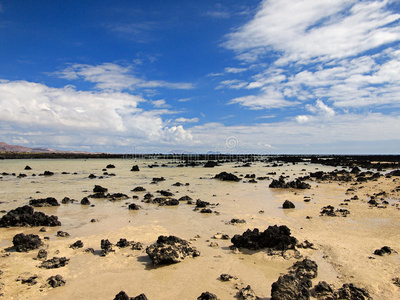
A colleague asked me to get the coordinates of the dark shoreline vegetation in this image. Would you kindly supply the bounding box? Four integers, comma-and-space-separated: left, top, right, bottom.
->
1, 152, 400, 170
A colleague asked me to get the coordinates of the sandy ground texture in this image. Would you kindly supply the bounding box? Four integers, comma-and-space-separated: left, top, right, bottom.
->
0, 159, 399, 299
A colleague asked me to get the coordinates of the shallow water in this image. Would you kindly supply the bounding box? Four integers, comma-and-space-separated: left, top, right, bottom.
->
0, 159, 346, 299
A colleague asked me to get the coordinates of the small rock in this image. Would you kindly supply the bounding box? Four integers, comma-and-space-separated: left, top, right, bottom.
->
47, 274, 66, 288
283, 200, 295, 209
70, 240, 84, 249
56, 231, 70, 237
39, 257, 70, 269
238, 285, 259, 300
197, 291, 218, 300
36, 249, 48, 260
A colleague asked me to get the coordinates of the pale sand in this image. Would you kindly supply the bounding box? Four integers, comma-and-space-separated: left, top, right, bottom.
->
0, 159, 399, 299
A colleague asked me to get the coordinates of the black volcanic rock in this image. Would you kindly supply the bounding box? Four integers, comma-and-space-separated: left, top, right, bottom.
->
93, 185, 108, 193
70, 240, 84, 249
130, 165, 140, 171
29, 197, 60, 207
204, 161, 219, 168
132, 186, 146, 192
0, 205, 61, 227
214, 172, 241, 182
271, 274, 311, 300
374, 246, 396, 256
231, 225, 297, 251
269, 176, 310, 189
12, 233, 43, 252
197, 291, 218, 300
100, 239, 114, 256
128, 203, 141, 210
24, 165, 32, 170
40, 257, 70, 269
283, 200, 295, 209
146, 235, 200, 265
81, 197, 91, 205
47, 274, 66, 288
289, 259, 318, 279
335, 283, 372, 300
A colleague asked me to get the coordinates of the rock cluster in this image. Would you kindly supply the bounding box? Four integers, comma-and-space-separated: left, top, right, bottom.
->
114, 291, 148, 300
231, 225, 297, 251
0, 205, 61, 227
146, 235, 200, 265
269, 176, 310, 189
39, 257, 70, 269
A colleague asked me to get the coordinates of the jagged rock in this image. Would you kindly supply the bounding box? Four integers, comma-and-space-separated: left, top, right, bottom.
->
116, 238, 131, 248
220, 274, 235, 281
289, 259, 318, 279
39, 257, 69, 269
29, 197, 60, 207
271, 274, 311, 300
310, 281, 335, 300
36, 249, 48, 260
16, 274, 38, 286
283, 200, 295, 209
93, 185, 108, 193
320, 206, 350, 217
100, 239, 113, 256
374, 246, 396, 256
231, 225, 297, 251
70, 240, 84, 249
238, 285, 259, 300
24, 165, 32, 170
201, 208, 213, 213
146, 235, 200, 265
131, 165, 140, 171
128, 203, 141, 210
132, 186, 146, 192
12, 233, 43, 252
269, 176, 310, 189
81, 197, 91, 205
335, 283, 372, 300
214, 172, 241, 182
47, 274, 66, 288
107, 193, 129, 201
131, 242, 144, 250
43, 171, 54, 176
197, 291, 218, 300
56, 231, 70, 237
146, 197, 179, 206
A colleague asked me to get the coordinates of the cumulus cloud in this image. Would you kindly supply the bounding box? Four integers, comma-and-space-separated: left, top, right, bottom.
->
55, 63, 194, 91
0, 80, 194, 150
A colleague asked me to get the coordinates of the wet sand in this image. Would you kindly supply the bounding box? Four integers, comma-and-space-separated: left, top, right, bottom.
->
0, 159, 399, 299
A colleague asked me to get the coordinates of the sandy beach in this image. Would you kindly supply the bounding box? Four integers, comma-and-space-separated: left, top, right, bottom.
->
0, 158, 399, 299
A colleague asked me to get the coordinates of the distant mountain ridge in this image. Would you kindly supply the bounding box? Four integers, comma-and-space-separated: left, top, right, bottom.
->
0, 141, 84, 153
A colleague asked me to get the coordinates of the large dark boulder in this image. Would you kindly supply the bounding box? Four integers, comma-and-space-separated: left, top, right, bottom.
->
271, 274, 311, 300
146, 235, 200, 265
29, 197, 60, 207
214, 172, 241, 182
231, 225, 297, 251
0, 205, 61, 227
12, 233, 43, 252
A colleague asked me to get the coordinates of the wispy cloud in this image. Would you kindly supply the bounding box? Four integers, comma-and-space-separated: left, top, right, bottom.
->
220, 0, 400, 111
225, 67, 247, 74
175, 117, 199, 123
55, 63, 194, 91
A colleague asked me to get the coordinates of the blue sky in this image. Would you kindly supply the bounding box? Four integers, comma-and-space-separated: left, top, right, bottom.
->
1, 0, 400, 154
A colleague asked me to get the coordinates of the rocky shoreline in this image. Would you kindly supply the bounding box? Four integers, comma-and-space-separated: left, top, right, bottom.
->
0, 157, 399, 299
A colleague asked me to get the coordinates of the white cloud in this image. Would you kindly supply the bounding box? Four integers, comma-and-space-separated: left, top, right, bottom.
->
225, 67, 247, 73
0, 80, 195, 150
225, 0, 400, 64
151, 99, 170, 108
217, 79, 248, 89
55, 63, 194, 91
175, 117, 199, 123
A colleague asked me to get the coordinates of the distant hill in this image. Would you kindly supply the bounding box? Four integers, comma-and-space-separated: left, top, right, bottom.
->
0, 141, 85, 154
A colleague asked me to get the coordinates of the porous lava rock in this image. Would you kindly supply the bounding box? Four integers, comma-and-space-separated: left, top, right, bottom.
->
0, 205, 61, 227
231, 225, 297, 251
12, 233, 43, 252
146, 235, 200, 265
